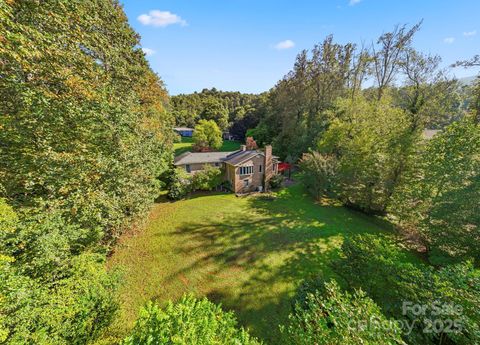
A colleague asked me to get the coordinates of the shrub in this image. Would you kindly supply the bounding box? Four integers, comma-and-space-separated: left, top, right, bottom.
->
122, 295, 262, 345
281, 280, 404, 345
245, 136, 258, 150
268, 174, 285, 189
167, 168, 193, 200
0, 253, 119, 345
291, 275, 328, 310
192, 165, 223, 191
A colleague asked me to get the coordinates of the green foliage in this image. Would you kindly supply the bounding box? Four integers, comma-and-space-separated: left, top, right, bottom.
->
299, 152, 337, 199
171, 88, 266, 140
316, 95, 416, 213
255, 36, 356, 160
0, 0, 173, 242
167, 168, 193, 200
193, 120, 223, 151
0, 199, 17, 235
391, 119, 480, 263
200, 97, 229, 131
192, 165, 223, 191
0, 251, 118, 345
336, 234, 480, 345
282, 280, 405, 345
268, 174, 285, 189
122, 295, 262, 345
0, 1, 170, 343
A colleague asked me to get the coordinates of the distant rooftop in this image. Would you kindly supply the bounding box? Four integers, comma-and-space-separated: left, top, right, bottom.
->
173, 127, 194, 131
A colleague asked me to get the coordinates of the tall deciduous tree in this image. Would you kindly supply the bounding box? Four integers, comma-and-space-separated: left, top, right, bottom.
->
371, 21, 422, 99
192, 119, 223, 151
453, 55, 480, 124
0, 1, 172, 342
391, 119, 480, 264
316, 95, 415, 213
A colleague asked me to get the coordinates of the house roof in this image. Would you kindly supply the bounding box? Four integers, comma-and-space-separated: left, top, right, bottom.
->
224, 150, 263, 166
174, 148, 279, 166
174, 151, 234, 165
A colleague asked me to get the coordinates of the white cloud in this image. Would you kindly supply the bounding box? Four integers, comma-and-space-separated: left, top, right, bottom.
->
349, 0, 362, 6
138, 10, 187, 27
443, 37, 455, 44
274, 39, 295, 50
142, 48, 155, 56
463, 30, 477, 37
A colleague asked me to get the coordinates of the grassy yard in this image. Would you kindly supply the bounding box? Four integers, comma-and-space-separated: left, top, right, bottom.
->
174, 137, 242, 156
107, 183, 416, 343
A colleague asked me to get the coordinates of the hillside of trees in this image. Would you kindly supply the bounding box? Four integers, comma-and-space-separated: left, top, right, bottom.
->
171, 88, 268, 140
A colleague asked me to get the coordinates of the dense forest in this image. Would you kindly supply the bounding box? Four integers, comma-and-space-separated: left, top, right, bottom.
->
171, 89, 267, 140
1, 1, 479, 344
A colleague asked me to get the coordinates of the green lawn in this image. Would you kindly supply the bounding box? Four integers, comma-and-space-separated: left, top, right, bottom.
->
174, 137, 242, 156
107, 183, 416, 343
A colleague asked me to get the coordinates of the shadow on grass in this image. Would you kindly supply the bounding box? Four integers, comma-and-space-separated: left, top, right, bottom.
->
161, 184, 394, 343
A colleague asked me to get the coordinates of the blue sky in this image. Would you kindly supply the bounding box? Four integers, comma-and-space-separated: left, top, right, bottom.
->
121, 0, 480, 95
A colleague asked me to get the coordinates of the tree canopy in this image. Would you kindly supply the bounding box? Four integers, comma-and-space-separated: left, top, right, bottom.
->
0, 1, 172, 342
192, 119, 223, 151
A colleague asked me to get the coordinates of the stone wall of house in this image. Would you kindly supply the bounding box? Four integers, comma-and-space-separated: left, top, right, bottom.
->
233, 155, 265, 193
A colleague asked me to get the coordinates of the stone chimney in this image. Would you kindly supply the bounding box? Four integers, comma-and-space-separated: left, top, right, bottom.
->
240, 145, 246, 151
264, 145, 273, 191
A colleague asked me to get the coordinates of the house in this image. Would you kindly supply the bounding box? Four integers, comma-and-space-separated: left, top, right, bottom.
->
174, 145, 279, 194
174, 127, 194, 137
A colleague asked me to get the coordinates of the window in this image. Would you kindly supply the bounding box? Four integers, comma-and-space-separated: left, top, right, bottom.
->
186, 164, 191, 173
259, 165, 262, 173
243, 179, 249, 187
239, 166, 253, 175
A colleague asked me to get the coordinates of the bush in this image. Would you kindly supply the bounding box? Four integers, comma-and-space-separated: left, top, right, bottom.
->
291, 275, 328, 310
268, 174, 285, 189
167, 168, 193, 200
122, 295, 262, 345
192, 165, 223, 191
0, 253, 119, 345
281, 280, 404, 345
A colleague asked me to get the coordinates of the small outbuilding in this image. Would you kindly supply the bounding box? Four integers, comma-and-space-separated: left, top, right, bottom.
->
174, 127, 194, 137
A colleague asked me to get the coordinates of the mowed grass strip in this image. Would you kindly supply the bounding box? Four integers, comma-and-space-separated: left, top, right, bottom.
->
107, 183, 416, 343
